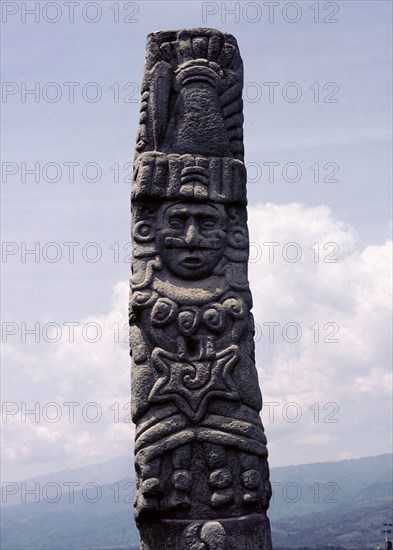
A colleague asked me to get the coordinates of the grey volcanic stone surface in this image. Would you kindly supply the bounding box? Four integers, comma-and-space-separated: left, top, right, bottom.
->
129, 28, 272, 549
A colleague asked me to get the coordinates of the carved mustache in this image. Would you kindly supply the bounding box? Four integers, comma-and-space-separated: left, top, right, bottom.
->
164, 237, 223, 249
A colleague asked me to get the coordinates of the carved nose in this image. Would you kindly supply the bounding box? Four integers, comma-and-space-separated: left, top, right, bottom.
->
184, 222, 199, 247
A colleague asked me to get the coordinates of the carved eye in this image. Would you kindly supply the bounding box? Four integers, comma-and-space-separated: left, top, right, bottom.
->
168, 217, 184, 229
201, 218, 217, 230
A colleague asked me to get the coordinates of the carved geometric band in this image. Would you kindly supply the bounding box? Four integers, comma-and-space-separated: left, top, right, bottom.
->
132, 151, 247, 205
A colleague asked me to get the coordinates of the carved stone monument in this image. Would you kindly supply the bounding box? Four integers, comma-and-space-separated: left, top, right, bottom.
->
129, 28, 272, 549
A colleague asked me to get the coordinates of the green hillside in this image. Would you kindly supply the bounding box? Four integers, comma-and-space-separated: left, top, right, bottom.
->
1, 454, 391, 549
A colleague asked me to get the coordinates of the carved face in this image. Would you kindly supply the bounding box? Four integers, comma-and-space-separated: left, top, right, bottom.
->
156, 202, 227, 280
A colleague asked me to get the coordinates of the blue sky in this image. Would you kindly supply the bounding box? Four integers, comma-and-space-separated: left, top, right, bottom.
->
1, 1, 392, 480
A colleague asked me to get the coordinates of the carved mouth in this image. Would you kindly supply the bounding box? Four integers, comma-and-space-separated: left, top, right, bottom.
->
181, 256, 204, 268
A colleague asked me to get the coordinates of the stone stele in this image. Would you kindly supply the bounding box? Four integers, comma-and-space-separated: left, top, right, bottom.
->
129, 28, 273, 550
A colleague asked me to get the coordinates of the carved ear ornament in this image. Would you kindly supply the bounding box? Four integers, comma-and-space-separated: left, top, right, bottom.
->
133, 221, 155, 243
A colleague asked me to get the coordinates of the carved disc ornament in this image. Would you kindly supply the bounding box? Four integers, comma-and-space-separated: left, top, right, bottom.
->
130, 28, 272, 549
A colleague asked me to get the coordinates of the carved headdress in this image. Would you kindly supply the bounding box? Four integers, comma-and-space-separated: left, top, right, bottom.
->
133, 28, 247, 205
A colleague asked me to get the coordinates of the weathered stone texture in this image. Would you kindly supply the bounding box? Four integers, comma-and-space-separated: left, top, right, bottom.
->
130, 28, 272, 549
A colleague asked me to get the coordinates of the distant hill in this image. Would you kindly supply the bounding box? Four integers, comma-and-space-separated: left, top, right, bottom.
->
269, 453, 392, 520
1, 454, 392, 549
1, 456, 134, 507
273, 499, 392, 549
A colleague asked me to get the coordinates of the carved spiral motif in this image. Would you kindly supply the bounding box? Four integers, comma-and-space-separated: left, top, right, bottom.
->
151, 297, 178, 326
133, 220, 155, 243
177, 308, 200, 336
182, 362, 211, 390
222, 296, 245, 319
203, 304, 226, 333
131, 289, 158, 309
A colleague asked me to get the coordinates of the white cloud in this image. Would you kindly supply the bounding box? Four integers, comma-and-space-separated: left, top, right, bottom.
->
1, 281, 133, 480
249, 203, 392, 466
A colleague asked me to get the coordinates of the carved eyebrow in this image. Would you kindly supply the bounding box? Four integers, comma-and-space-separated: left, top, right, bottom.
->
167, 207, 220, 216
167, 208, 190, 216
195, 213, 220, 219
